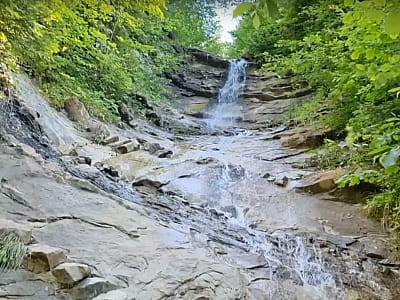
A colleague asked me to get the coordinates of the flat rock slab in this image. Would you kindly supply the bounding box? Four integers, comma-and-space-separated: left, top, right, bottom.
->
70, 277, 118, 300
93, 290, 128, 300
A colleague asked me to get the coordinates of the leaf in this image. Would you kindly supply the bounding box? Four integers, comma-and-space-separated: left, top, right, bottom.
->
344, 0, 354, 7
388, 87, 400, 93
381, 63, 392, 72
381, 148, 400, 168
266, 0, 280, 18
384, 9, 400, 38
368, 145, 391, 156
233, 2, 254, 17
253, 13, 261, 29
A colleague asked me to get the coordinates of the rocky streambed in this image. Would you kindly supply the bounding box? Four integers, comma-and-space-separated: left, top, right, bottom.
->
0, 50, 399, 299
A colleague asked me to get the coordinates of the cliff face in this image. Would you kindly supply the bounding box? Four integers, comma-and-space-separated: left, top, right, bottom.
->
0, 55, 398, 299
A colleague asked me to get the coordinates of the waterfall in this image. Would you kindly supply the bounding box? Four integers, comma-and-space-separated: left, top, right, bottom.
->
207, 59, 248, 128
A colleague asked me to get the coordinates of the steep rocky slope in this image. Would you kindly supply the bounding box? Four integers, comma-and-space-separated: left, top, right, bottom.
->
0, 50, 399, 299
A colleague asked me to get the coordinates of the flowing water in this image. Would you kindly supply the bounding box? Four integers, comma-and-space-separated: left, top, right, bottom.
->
1, 68, 397, 299
204, 59, 342, 298
207, 59, 248, 128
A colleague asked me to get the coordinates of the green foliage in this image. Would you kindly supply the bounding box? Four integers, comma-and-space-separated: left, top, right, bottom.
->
0, 0, 223, 120
0, 233, 26, 273
231, 0, 400, 229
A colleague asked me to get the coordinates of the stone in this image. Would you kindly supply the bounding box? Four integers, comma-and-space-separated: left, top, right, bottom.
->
25, 244, 67, 273
86, 120, 111, 137
93, 290, 128, 300
101, 135, 119, 145
190, 48, 229, 69
281, 128, 333, 149
274, 175, 289, 187
196, 157, 217, 165
295, 169, 348, 194
132, 179, 166, 189
75, 156, 92, 165
58, 144, 78, 156
157, 150, 173, 158
52, 263, 91, 287
0, 219, 32, 244
101, 165, 119, 177
70, 277, 118, 300
109, 140, 131, 150
64, 97, 90, 123
116, 140, 140, 154
143, 142, 162, 154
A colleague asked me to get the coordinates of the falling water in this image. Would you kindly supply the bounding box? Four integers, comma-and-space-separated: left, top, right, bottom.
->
204, 58, 341, 298
207, 59, 248, 128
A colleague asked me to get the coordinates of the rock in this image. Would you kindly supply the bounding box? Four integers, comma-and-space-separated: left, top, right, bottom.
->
116, 140, 140, 154
274, 175, 289, 187
101, 135, 119, 145
52, 263, 91, 287
86, 120, 110, 137
344, 290, 380, 300
221, 206, 237, 218
25, 244, 67, 273
132, 179, 166, 189
196, 157, 217, 165
0, 181, 31, 208
58, 144, 78, 156
157, 150, 173, 158
281, 128, 333, 149
75, 156, 92, 165
190, 48, 229, 69
295, 169, 348, 194
70, 277, 118, 300
0, 219, 32, 244
109, 140, 131, 150
118, 102, 133, 125
17, 144, 43, 161
143, 142, 162, 154
64, 97, 90, 123
101, 165, 119, 177
93, 290, 128, 300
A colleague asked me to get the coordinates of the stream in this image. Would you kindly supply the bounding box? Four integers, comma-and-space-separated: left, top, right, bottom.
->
0, 57, 399, 299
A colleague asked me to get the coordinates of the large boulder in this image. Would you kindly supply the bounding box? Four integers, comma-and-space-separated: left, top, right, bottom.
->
52, 263, 91, 287
295, 169, 348, 194
64, 97, 90, 123
25, 244, 67, 273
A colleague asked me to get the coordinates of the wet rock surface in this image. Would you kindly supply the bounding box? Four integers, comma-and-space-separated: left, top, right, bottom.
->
0, 62, 399, 300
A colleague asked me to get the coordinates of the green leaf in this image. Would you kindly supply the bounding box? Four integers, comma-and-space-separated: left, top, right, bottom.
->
253, 13, 261, 29
384, 9, 400, 38
368, 145, 391, 156
388, 87, 400, 93
233, 2, 254, 17
266, 0, 280, 18
381, 148, 400, 168
344, 0, 354, 7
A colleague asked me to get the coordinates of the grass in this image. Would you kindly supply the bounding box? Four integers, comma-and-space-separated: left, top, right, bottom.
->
0, 232, 26, 273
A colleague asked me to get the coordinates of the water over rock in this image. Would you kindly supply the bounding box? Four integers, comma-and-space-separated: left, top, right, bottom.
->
0, 56, 398, 299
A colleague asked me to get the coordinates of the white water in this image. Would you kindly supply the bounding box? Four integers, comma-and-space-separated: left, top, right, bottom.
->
206, 59, 341, 298
207, 59, 248, 128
